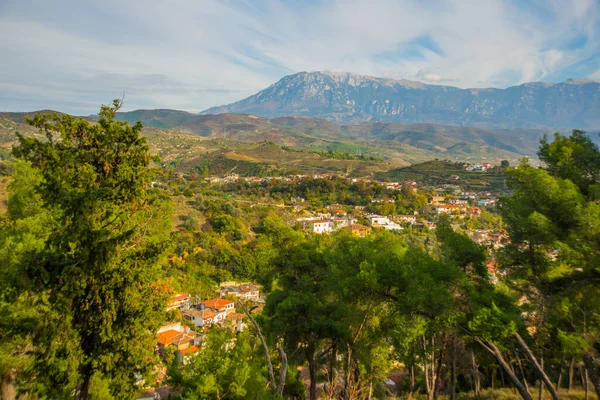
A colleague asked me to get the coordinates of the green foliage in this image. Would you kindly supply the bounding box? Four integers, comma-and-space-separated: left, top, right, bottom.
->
2, 101, 173, 398
468, 303, 517, 342
538, 130, 600, 198
180, 329, 273, 400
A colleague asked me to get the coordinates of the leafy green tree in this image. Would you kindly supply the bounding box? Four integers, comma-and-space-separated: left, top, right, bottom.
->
6, 101, 173, 399
499, 156, 600, 399
180, 328, 272, 400
538, 130, 600, 198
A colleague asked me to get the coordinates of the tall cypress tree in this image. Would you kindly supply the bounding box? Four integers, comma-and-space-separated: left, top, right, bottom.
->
11, 100, 172, 398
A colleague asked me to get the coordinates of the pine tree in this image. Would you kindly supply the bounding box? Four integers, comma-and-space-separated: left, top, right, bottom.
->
9, 100, 173, 398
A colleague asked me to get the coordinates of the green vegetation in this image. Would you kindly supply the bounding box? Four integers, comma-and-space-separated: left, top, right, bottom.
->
0, 105, 599, 400
377, 159, 509, 191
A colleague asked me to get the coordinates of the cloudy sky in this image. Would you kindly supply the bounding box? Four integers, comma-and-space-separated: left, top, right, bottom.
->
1, 0, 599, 114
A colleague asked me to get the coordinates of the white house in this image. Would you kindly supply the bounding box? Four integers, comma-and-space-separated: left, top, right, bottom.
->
308, 219, 333, 234
183, 309, 219, 327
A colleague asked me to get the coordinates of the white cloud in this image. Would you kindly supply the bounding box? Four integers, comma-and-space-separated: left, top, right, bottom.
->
0, 0, 599, 114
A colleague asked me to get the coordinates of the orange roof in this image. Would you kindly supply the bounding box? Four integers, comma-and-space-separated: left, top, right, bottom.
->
185, 309, 216, 319
180, 345, 200, 355
201, 298, 234, 310
169, 294, 189, 302
157, 330, 181, 345
226, 312, 246, 321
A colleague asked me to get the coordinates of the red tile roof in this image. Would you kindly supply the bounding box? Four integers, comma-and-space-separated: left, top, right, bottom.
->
169, 293, 189, 302
184, 309, 216, 319
180, 345, 200, 355
157, 330, 181, 345
201, 298, 234, 310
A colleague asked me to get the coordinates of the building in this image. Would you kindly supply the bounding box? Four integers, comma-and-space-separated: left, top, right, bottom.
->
239, 284, 260, 300
429, 196, 445, 205
347, 223, 371, 237
156, 329, 196, 352
166, 294, 190, 311
367, 214, 403, 231
200, 298, 235, 315
308, 219, 333, 234
220, 283, 260, 300
183, 308, 219, 327
396, 215, 417, 224
434, 204, 461, 214
367, 214, 390, 225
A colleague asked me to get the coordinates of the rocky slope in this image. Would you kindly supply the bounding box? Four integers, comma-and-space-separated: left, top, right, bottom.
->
200, 72, 600, 129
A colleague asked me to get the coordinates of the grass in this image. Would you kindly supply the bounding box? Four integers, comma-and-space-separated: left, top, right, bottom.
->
404, 388, 597, 400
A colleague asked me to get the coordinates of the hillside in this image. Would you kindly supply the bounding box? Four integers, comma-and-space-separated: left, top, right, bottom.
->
375, 160, 508, 191
200, 71, 600, 130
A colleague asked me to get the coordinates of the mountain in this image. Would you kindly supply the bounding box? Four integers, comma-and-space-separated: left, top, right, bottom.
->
200, 72, 600, 129
1, 109, 545, 167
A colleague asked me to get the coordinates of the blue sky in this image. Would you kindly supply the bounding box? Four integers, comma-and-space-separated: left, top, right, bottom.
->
1, 0, 599, 114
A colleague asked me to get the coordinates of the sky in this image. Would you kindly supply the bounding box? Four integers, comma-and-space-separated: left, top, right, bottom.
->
1, 0, 599, 115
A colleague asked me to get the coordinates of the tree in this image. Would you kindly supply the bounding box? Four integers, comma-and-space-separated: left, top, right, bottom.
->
500, 154, 600, 399
538, 130, 600, 198
180, 328, 273, 400
7, 101, 173, 398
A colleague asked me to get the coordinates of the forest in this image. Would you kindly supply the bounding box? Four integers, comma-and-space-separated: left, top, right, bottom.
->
0, 101, 599, 400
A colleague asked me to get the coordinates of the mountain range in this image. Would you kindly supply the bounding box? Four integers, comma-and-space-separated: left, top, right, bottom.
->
0, 110, 544, 166
201, 71, 600, 130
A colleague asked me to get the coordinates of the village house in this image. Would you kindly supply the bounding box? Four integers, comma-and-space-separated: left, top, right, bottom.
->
429, 196, 445, 205
183, 308, 218, 327
367, 214, 403, 231
200, 298, 235, 316
166, 294, 190, 311
448, 198, 469, 205
225, 313, 247, 332
396, 214, 417, 224
156, 328, 197, 353
346, 223, 371, 237
331, 217, 358, 229
307, 219, 333, 234
219, 283, 260, 300
434, 204, 461, 214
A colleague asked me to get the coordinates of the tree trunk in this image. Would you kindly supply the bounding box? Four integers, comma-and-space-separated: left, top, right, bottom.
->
513, 333, 559, 400
474, 337, 533, 400
306, 342, 318, 400
584, 368, 589, 400
76, 363, 93, 400
450, 341, 457, 400
342, 349, 352, 400
538, 357, 544, 400
471, 351, 480, 398
410, 362, 415, 394
238, 300, 276, 388
1, 368, 17, 400
277, 345, 288, 397
517, 354, 530, 392
433, 334, 447, 399
556, 358, 563, 392
583, 352, 600, 399
423, 335, 436, 400
568, 357, 575, 392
